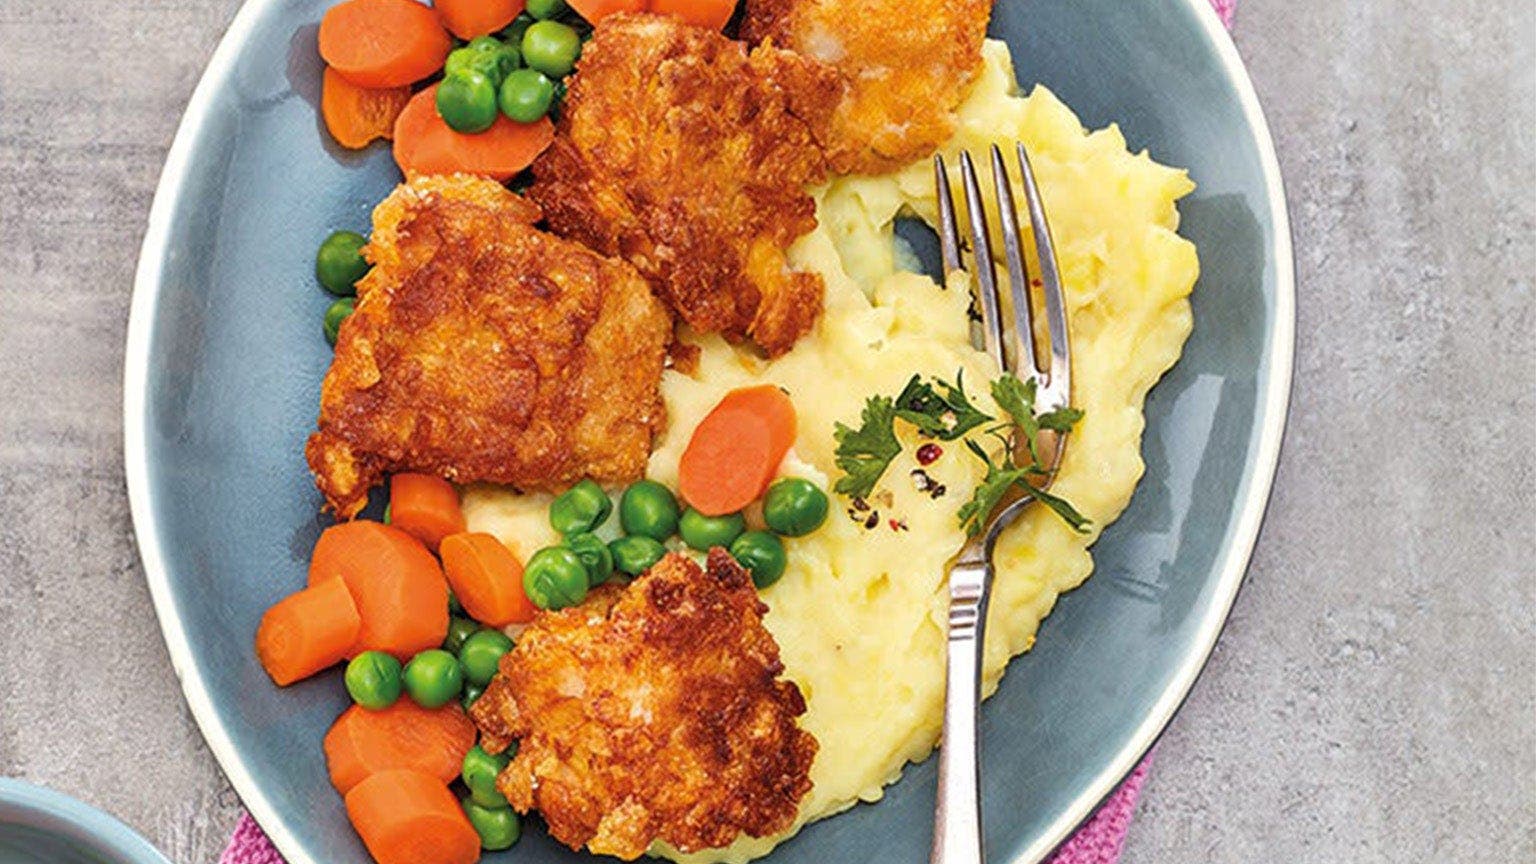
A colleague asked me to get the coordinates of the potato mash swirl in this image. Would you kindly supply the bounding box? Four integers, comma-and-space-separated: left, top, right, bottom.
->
463, 39, 1198, 862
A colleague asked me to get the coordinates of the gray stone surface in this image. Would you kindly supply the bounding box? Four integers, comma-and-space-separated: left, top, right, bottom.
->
0, 1, 1530, 862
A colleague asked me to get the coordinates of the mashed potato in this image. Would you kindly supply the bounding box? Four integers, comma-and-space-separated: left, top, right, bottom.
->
463, 40, 1197, 863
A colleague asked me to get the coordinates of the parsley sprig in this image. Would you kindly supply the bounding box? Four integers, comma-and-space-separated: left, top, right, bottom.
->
832, 370, 1090, 535
832, 396, 902, 499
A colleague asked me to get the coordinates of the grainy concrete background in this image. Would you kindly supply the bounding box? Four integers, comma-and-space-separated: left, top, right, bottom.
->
0, 1, 1531, 862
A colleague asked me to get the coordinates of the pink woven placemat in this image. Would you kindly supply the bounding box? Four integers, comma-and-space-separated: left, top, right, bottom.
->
219, 3, 1232, 862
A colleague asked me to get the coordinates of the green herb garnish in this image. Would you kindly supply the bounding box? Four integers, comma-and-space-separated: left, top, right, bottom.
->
832, 395, 902, 499
955, 436, 1090, 537
833, 370, 1090, 534
893, 371, 993, 441
990, 373, 1084, 467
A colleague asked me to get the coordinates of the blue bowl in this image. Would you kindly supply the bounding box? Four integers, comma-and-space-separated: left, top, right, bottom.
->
124, 1, 1293, 862
0, 779, 172, 864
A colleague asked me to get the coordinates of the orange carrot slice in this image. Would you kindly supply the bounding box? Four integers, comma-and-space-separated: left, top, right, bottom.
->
389, 473, 466, 552
319, 0, 452, 89
308, 521, 448, 660
324, 701, 478, 795
254, 577, 362, 686
440, 533, 536, 627
678, 385, 797, 516
392, 85, 555, 181
649, 0, 738, 30
344, 769, 480, 864
435, 0, 524, 39
322, 66, 411, 150
566, 0, 646, 24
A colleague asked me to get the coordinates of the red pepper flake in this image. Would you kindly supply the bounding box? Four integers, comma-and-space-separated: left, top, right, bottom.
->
1031, 278, 1043, 287
916, 443, 943, 465
888, 518, 909, 532
863, 510, 881, 530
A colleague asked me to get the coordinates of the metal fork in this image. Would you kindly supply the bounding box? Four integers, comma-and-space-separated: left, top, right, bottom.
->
929, 143, 1073, 864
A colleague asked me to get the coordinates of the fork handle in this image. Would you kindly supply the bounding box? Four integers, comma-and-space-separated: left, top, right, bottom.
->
931, 556, 992, 864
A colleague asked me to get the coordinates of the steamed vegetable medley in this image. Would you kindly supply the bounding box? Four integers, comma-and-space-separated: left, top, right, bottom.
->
314, 0, 738, 177
523, 387, 826, 609
255, 383, 829, 857
307, 0, 740, 351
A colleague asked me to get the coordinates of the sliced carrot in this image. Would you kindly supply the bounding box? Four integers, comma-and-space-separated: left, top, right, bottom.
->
322, 66, 411, 150
324, 701, 478, 795
649, 0, 738, 30
678, 385, 798, 516
392, 85, 555, 181
319, 0, 452, 89
344, 769, 480, 864
389, 473, 466, 552
566, 0, 647, 24
308, 521, 448, 660
440, 533, 536, 627
435, 0, 524, 39
254, 577, 361, 686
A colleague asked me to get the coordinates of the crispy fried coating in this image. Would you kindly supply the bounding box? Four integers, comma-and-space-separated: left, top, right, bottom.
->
306, 175, 672, 517
471, 550, 817, 859
743, 0, 990, 174
530, 14, 839, 357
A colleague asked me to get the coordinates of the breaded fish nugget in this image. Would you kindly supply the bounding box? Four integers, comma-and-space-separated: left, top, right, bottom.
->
306, 175, 671, 517
471, 550, 817, 859
743, 0, 990, 174
530, 14, 840, 357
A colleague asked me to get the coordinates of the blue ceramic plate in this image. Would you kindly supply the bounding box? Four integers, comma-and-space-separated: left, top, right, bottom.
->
125, 1, 1292, 862
0, 779, 173, 864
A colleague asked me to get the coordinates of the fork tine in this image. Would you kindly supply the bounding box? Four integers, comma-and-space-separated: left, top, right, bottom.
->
933, 156, 963, 276
990, 144, 1039, 377
959, 151, 1006, 372
1014, 142, 1071, 408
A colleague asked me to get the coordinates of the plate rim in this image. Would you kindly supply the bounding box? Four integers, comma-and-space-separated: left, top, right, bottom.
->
121, 2, 1295, 862
0, 778, 175, 864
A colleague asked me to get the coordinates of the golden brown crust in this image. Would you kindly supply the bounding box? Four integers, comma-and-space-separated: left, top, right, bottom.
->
471, 551, 817, 859
306, 175, 672, 517
530, 14, 838, 357
742, 0, 991, 174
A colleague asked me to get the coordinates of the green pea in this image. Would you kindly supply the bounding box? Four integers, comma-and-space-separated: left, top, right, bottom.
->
459, 628, 514, 687
315, 230, 369, 296
730, 531, 787, 589
762, 478, 829, 537
499, 12, 535, 46
608, 535, 666, 577
619, 480, 680, 540
462, 682, 485, 710
462, 797, 521, 851
526, 0, 567, 19
564, 532, 614, 587
498, 68, 556, 123
549, 479, 612, 534
323, 297, 355, 347
521, 20, 580, 77
445, 36, 519, 87
679, 508, 746, 551
461, 744, 511, 808
403, 649, 464, 708
522, 546, 589, 610
436, 70, 500, 133
344, 651, 402, 711
443, 616, 479, 654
